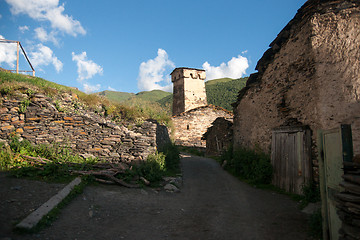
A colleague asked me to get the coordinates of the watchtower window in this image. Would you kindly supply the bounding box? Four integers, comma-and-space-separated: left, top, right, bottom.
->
187, 124, 190, 130
190, 73, 193, 78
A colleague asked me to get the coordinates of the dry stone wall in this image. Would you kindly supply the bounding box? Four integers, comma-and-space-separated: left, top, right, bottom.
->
233, 0, 360, 159
0, 93, 170, 163
172, 105, 233, 148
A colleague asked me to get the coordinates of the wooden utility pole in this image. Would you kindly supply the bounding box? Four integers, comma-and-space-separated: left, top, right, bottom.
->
16, 41, 19, 74
0, 39, 35, 76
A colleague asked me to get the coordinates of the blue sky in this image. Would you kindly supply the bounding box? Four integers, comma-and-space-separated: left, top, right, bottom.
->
0, 0, 307, 93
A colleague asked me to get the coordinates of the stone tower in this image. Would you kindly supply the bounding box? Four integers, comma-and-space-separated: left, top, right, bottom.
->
171, 67, 207, 115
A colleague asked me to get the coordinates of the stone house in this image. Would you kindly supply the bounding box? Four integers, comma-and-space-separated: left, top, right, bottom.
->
233, 0, 360, 158
171, 67, 233, 148
202, 117, 233, 156
233, 0, 360, 193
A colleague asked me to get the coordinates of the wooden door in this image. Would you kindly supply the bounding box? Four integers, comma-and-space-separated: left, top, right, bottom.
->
271, 126, 312, 194
318, 125, 353, 240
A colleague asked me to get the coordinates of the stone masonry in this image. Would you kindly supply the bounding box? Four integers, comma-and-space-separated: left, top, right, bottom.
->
0, 93, 170, 163
202, 117, 233, 156
233, 0, 360, 169
172, 105, 233, 148
171, 68, 207, 116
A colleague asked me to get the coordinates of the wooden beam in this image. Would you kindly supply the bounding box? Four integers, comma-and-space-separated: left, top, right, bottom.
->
16, 41, 19, 74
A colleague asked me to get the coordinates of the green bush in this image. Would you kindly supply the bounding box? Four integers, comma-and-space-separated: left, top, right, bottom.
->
223, 146, 273, 184
133, 152, 166, 183
309, 209, 322, 239
159, 143, 180, 173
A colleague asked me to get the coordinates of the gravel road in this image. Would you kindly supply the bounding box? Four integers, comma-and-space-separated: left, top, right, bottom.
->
5, 154, 311, 240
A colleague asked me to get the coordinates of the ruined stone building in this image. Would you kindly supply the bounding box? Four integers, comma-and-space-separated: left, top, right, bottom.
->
171, 68, 233, 148
202, 117, 233, 156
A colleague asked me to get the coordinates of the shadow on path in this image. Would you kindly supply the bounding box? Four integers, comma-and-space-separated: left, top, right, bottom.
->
12, 154, 310, 240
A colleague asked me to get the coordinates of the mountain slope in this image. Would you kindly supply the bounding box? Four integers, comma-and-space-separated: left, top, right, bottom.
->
132, 90, 171, 102
97, 90, 134, 103
205, 77, 248, 111
98, 77, 248, 112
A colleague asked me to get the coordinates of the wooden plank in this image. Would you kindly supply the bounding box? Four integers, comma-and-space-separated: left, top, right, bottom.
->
271, 131, 277, 186
342, 223, 360, 240
336, 193, 360, 203
344, 162, 360, 169
283, 133, 288, 191
317, 129, 330, 240
340, 181, 360, 195
343, 174, 360, 185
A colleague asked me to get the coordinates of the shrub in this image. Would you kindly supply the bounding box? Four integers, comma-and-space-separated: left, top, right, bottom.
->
223, 146, 273, 184
302, 181, 321, 203
159, 143, 180, 173
133, 152, 166, 183
1, 137, 99, 181
309, 209, 322, 239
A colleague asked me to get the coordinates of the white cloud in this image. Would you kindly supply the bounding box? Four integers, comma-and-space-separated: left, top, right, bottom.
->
83, 83, 101, 93
0, 35, 18, 68
5, 0, 86, 37
34, 27, 59, 45
108, 86, 117, 91
71, 51, 103, 81
19, 25, 29, 33
29, 44, 63, 72
202, 54, 249, 80
137, 48, 175, 92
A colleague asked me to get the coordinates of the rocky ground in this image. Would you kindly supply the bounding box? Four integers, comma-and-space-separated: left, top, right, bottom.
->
1, 154, 312, 240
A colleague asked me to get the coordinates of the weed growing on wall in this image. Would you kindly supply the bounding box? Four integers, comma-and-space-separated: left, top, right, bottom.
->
18, 99, 30, 113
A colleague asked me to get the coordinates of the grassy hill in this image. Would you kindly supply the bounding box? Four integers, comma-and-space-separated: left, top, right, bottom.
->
97, 89, 171, 105
97, 90, 134, 103
98, 77, 248, 113
205, 77, 248, 111
132, 90, 171, 102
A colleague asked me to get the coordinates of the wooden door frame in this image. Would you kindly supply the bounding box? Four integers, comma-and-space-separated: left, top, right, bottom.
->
317, 125, 353, 240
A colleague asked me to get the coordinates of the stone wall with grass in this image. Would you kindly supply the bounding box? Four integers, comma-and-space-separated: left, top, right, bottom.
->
0, 93, 170, 163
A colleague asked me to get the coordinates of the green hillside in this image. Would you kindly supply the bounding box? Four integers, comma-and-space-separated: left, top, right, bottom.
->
133, 90, 171, 102
205, 77, 235, 86
97, 90, 134, 103
205, 77, 248, 111
98, 77, 248, 113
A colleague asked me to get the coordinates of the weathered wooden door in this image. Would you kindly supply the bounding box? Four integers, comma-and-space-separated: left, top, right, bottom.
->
318, 125, 353, 240
271, 126, 312, 194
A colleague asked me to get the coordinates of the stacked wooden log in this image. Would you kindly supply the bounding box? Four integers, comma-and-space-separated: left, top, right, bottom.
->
336, 161, 360, 240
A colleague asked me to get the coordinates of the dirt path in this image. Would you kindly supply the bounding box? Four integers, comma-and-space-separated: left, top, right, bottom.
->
7, 154, 311, 240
